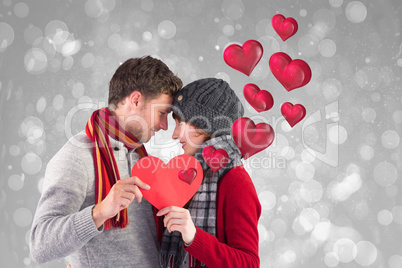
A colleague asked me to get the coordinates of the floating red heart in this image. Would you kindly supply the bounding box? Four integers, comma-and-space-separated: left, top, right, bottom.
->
272, 14, 298, 41
269, 52, 312, 91
202, 146, 229, 172
281, 102, 306, 127
178, 168, 197, 185
231, 117, 275, 160
243, 83, 274, 113
131, 154, 203, 210
223, 39, 263, 76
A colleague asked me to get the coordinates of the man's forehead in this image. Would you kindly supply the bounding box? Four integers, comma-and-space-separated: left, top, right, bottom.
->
152, 103, 172, 113
147, 93, 174, 112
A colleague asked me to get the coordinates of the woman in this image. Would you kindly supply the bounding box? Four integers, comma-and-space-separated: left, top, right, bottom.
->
157, 78, 261, 268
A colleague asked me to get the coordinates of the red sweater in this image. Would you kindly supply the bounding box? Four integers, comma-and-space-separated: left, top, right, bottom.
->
155, 165, 262, 268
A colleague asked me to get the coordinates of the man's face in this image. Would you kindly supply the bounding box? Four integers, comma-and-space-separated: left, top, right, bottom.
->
126, 93, 173, 143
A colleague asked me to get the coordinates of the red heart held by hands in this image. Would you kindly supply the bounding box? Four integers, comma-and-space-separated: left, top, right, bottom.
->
131, 154, 203, 210
202, 146, 229, 173
243, 83, 274, 113
281, 102, 306, 127
178, 168, 197, 185
231, 117, 275, 160
223, 39, 263, 76
272, 14, 298, 41
269, 52, 312, 91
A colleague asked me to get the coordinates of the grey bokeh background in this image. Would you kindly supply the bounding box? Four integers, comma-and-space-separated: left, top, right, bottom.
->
1, 0, 402, 267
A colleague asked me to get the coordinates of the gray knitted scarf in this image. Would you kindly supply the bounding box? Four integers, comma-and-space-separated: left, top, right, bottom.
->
159, 135, 243, 268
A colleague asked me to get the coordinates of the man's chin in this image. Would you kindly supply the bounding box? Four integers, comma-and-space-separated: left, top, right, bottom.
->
138, 137, 148, 143
138, 130, 156, 143
140, 133, 152, 143
129, 132, 147, 144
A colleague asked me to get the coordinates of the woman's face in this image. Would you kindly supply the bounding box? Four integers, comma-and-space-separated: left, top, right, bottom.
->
172, 117, 210, 156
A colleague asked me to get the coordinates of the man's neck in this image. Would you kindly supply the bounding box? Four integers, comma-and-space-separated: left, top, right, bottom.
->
109, 107, 126, 129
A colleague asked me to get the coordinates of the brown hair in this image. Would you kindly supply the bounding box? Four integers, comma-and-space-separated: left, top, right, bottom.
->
108, 56, 182, 109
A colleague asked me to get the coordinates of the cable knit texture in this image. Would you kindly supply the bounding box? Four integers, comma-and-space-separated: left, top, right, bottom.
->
172, 78, 244, 136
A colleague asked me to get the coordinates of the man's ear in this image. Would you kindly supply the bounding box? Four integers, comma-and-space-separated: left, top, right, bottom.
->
129, 91, 142, 110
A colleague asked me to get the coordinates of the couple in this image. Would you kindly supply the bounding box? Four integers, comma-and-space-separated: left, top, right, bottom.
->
30, 56, 261, 268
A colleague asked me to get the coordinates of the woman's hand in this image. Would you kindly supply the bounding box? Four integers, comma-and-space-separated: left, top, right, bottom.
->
157, 206, 196, 245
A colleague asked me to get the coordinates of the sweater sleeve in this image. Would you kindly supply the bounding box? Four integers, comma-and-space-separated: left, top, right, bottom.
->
184, 172, 261, 268
29, 148, 102, 263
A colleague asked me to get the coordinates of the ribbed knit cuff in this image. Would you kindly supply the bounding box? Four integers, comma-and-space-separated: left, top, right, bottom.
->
184, 226, 206, 252
73, 205, 103, 243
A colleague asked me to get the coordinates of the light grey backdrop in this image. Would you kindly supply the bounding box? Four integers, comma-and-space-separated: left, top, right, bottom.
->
1, 0, 401, 267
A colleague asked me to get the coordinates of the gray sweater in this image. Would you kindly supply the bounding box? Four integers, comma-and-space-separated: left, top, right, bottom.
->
30, 131, 160, 267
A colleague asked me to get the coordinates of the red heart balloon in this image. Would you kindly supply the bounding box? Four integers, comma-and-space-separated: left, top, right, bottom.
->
202, 146, 229, 172
178, 168, 197, 185
269, 52, 312, 91
243, 83, 274, 113
131, 154, 203, 210
281, 102, 306, 127
272, 14, 298, 41
231, 117, 275, 160
223, 39, 263, 76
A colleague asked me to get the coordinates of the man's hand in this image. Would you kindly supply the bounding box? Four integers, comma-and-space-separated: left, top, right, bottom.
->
92, 176, 150, 228
157, 206, 196, 245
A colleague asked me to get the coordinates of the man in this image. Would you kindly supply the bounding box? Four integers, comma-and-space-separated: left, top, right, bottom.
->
30, 56, 182, 267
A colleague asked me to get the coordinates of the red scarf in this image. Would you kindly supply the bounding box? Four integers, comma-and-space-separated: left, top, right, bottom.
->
85, 107, 148, 229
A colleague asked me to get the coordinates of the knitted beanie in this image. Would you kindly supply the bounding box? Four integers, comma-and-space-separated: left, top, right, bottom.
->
172, 78, 244, 137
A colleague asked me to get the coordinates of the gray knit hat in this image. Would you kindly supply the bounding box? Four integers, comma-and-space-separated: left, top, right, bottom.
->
172, 78, 244, 137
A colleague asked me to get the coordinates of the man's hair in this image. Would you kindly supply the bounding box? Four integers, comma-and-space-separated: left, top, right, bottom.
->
108, 56, 182, 109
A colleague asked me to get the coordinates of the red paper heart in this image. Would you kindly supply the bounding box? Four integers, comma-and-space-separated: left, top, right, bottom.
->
178, 168, 197, 185
231, 117, 275, 160
202, 146, 229, 173
223, 39, 263, 76
281, 102, 306, 127
243, 83, 274, 113
131, 154, 203, 210
269, 52, 312, 91
272, 14, 298, 41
